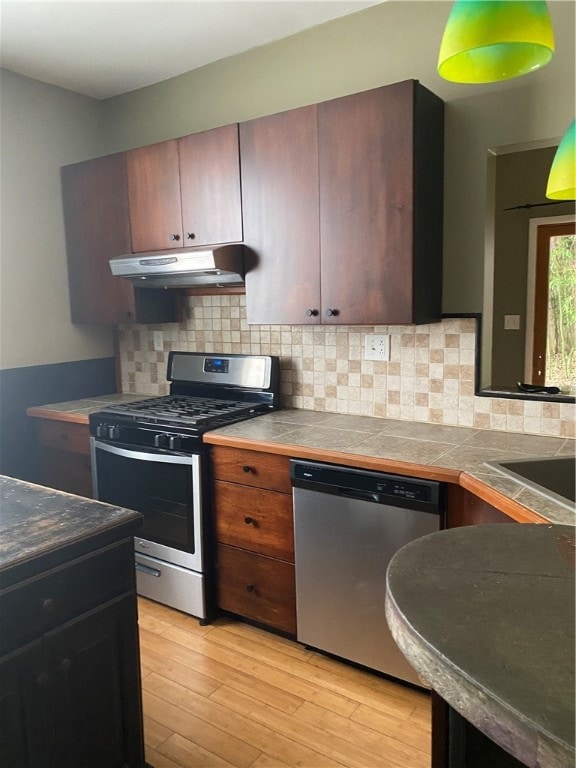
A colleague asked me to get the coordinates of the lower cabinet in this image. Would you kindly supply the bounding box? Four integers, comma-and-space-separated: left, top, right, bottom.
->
0, 541, 144, 768
210, 446, 296, 635
33, 419, 92, 498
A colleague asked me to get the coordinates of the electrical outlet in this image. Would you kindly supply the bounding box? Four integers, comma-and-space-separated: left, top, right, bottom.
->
153, 331, 164, 351
364, 334, 390, 361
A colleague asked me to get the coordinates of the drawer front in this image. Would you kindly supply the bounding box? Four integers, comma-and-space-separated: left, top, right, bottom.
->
0, 540, 135, 655
217, 545, 296, 635
211, 446, 292, 493
37, 420, 90, 455
214, 481, 294, 562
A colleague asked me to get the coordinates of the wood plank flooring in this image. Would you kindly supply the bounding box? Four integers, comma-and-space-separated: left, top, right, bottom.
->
138, 597, 431, 768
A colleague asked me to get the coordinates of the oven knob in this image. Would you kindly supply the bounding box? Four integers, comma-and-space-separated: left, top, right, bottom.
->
154, 434, 168, 448
96, 424, 107, 438
107, 425, 120, 440
168, 435, 181, 450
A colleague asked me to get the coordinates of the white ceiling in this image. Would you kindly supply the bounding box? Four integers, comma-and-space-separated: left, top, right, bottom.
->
0, 0, 382, 99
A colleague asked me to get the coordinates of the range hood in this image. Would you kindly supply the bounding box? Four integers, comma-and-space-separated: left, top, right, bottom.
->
109, 244, 245, 288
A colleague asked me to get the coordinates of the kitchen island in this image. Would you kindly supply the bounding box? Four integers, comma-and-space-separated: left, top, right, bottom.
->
385, 524, 575, 768
0, 475, 145, 768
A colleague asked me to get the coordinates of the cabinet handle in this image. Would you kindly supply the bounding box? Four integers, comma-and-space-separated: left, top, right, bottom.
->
170, 234, 181, 241
36, 672, 50, 687
42, 598, 55, 613
325, 308, 339, 317
60, 658, 72, 673
305, 309, 319, 317
242, 465, 253, 474
244, 516, 255, 525
246, 584, 255, 593
186, 232, 196, 240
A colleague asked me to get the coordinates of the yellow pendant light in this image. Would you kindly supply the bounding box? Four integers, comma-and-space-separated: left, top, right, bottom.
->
546, 121, 576, 200
438, 0, 555, 83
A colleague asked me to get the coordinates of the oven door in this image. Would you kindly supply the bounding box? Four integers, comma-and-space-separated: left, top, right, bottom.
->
91, 439, 203, 573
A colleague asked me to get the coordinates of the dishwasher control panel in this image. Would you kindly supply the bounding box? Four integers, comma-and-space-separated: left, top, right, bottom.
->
291, 460, 441, 508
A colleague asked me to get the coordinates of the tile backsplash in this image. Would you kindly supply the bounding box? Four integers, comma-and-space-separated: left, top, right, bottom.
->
118, 295, 575, 439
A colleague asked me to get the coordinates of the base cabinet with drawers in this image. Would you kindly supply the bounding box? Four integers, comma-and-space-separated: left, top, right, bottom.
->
210, 446, 296, 635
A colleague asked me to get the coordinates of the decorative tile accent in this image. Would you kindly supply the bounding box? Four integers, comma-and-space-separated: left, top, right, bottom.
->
116, 295, 576, 439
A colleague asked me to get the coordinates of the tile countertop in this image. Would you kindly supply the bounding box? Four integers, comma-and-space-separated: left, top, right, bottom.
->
203, 409, 576, 527
26, 393, 153, 423
27, 400, 575, 526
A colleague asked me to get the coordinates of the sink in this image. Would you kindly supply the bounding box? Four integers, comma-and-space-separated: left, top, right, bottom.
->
486, 455, 575, 510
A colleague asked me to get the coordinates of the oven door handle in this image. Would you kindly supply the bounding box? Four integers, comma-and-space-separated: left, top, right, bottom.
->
91, 439, 196, 465
135, 561, 161, 577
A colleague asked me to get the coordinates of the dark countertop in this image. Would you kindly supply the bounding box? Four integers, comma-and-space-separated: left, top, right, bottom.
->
385, 524, 576, 768
0, 475, 142, 586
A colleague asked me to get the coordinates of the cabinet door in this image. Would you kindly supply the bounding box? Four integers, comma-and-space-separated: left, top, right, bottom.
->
241, 105, 321, 324
179, 125, 243, 246
318, 81, 418, 325
126, 139, 183, 252
0, 595, 143, 768
0, 641, 51, 768
46, 595, 143, 768
61, 153, 136, 324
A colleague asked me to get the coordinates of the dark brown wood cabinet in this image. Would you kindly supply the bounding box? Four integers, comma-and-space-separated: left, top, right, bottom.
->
240, 105, 321, 324
445, 485, 515, 528
0, 538, 144, 768
211, 446, 296, 635
126, 124, 243, 253
242, 80, 444, 325
61, 153, 178, 325
34, 419, 92, 498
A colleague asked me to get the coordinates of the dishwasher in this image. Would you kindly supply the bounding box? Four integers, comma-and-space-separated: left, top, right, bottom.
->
291, 459, 443, 687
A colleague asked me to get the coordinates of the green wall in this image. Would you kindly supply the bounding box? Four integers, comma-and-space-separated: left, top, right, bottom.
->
0, 69, 112, 369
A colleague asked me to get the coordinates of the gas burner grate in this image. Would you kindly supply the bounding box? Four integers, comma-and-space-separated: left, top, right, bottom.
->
101, 395, 255, 425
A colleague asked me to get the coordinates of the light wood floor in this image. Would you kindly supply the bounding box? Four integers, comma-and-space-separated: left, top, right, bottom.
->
138, 597, 432, 768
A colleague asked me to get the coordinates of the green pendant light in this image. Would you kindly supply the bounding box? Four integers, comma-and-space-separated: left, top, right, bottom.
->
546, 121, 576, 200
438, 0, 555, 83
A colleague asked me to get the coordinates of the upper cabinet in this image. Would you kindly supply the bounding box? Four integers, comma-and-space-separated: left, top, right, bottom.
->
242, 80, 445, 325
126, 124, 243, 253
240, 105, 321, 324
61, 153, 178, 325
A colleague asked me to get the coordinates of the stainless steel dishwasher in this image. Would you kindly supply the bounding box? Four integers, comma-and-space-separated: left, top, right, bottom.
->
291, 459, 443, 687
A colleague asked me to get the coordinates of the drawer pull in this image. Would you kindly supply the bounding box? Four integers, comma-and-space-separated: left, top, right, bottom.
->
246, 584, 255, 593
242, 465, 253, 473
36, 672, 50, 687
244, 517, 256, 526
60, 658, 72, 673
41, 598, 55, 613
136, 562, 161, 577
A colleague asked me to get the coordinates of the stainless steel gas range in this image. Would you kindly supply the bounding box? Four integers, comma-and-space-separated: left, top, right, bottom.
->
89, 352, 281, 622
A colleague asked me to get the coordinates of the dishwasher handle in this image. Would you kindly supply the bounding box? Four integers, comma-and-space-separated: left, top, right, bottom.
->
337, 487, 381, 503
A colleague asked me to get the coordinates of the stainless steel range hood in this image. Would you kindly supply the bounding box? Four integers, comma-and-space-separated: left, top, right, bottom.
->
110, 244, 245, 288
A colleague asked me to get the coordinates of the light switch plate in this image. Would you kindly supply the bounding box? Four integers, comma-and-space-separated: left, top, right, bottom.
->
153, 331, 164, 351
504, 315, 521, 330
364, 334, 390, 361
